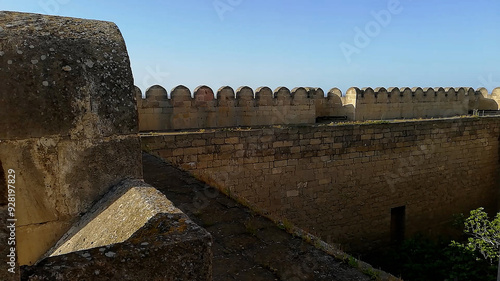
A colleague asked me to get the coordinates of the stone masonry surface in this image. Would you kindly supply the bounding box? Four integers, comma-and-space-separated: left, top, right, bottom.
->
142, 116, 500, 252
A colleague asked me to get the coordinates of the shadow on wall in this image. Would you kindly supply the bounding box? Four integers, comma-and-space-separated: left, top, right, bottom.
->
475, 88, 500, 111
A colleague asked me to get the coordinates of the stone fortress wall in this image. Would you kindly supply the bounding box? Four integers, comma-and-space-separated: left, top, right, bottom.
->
138, 82, 500, 253
137, 84, 500, 131
2, 9, 499, 281
142, 117, 500, 252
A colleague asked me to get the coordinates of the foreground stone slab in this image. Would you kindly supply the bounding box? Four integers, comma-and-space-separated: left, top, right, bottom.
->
22, 180, 212, 280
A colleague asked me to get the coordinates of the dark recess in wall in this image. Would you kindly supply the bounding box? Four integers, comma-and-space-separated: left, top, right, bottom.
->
391, 206, 406, 245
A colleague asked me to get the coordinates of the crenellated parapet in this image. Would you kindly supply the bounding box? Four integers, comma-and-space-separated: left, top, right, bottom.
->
344, 87, 474, 121
136, 85, 348, 131
136, 85, 500, 131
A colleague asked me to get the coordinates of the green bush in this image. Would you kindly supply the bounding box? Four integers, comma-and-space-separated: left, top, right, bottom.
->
370, 234, 496, 281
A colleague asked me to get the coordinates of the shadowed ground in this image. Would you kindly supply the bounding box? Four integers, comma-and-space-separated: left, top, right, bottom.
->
142, 152, 372, 281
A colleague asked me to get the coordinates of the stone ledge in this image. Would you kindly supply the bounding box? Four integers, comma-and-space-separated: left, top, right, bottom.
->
21, 179, 212, 280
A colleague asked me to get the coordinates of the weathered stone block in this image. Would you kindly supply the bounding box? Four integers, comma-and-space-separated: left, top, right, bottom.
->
0, 12, 137, 140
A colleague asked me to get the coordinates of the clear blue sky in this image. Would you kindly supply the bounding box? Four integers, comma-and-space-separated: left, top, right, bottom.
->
2, 0, 499, 95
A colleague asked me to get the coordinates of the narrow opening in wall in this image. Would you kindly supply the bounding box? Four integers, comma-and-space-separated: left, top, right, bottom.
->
390, 205, 406, 244
0, 160, 6, 205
